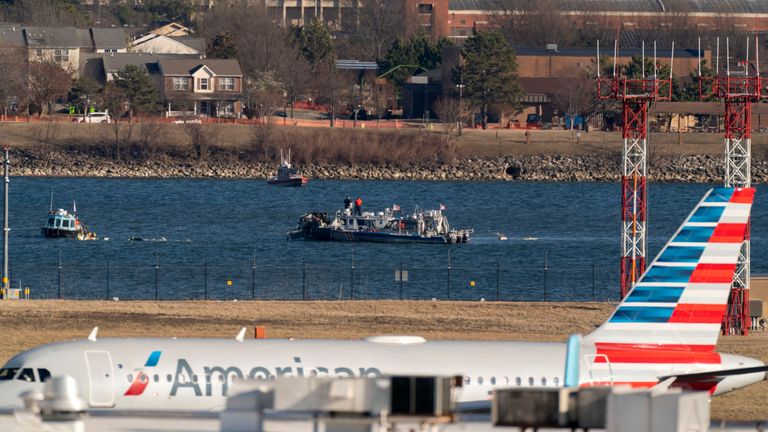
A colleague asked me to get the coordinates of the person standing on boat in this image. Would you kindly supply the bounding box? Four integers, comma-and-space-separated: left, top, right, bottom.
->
354, 197, 363, 216
344, 196, 352, 211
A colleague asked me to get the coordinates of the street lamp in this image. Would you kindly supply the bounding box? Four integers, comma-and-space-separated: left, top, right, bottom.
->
456, 83, 465, 136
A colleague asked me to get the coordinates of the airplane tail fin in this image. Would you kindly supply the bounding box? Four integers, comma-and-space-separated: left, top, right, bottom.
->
585, 187, 755, 351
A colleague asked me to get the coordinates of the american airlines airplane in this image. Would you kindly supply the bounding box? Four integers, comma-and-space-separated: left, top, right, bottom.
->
0, 187, 763, 411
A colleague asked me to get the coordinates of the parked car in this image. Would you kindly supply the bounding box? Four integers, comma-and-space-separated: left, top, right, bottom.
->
75, 112, 111, 123
526, 113, 542, 129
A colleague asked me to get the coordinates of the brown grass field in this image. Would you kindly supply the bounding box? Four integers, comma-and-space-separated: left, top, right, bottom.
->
0, 300, 765, 420
3, 121, 768, 162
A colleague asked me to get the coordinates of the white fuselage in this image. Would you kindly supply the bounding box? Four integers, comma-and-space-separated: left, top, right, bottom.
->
0, 337, 763, 412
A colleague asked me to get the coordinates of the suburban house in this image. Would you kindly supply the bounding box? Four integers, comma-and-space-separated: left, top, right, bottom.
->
150, 22, 193, 37
24, 27, 91, 75
91, 28, 128, 53
0, 23, 25, 54
129, 33, 205, 56
159, 58, 243, 117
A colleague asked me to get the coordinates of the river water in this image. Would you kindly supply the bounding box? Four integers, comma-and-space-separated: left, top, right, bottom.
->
7, 178, 767, 301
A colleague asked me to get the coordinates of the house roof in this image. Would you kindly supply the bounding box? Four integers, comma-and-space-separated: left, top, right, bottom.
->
448, 0, 768, 14
24, 27, 88, 48
0, 23, 24, 47
158, 58, 242, 76
91, 28, 127, 50
169, 36, 205, 53
102, 52, 159, 73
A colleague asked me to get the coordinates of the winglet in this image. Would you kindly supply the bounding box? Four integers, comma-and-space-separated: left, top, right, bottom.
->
235, 327, 246, 342
88, 327, 99, 342
564, 334, 581, 387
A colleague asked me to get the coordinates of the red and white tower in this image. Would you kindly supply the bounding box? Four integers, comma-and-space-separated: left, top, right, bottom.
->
706, 37, 762, 335
598, 42, 673, 299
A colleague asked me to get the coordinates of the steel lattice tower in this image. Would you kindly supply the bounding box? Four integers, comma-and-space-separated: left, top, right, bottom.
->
699, 37, 762, 335
598, 42, 673, 299
713, 74, 760, 335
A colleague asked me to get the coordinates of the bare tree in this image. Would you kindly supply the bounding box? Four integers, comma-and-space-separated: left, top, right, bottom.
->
344, 0, 406, 60
432, 97, 465, 145
0, 47, 27, 119
491, 0, 575, 48
550, 66, 598, 132
99, 83, 128, 159
28, 61, 71, 117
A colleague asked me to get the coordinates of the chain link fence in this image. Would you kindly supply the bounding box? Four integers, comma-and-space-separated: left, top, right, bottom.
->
9, 259, 620, 302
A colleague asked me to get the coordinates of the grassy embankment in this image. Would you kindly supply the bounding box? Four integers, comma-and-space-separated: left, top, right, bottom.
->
0, 121, 754, 166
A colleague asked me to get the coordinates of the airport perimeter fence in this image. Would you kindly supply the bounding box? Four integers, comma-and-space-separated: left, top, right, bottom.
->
7, 259, 621, 302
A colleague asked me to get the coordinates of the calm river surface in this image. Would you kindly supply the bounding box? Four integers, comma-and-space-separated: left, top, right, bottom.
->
7, 178, 766, 301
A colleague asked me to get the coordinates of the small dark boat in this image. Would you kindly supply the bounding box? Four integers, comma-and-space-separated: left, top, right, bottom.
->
42, 204, 96, 240
267, 149, 308, 187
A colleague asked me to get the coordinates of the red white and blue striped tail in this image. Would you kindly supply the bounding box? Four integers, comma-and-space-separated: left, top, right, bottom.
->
585, 187, 755, 351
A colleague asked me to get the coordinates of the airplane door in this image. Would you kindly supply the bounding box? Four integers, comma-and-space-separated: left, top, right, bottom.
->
84, 351, 115, 408
583, 354, 613, 386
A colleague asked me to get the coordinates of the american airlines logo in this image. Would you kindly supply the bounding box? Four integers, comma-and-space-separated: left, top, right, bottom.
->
124, 351, 162, 396
171, 357, 382, 397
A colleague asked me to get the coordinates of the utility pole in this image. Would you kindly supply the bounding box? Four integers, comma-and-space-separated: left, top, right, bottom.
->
2, 144, 9, 298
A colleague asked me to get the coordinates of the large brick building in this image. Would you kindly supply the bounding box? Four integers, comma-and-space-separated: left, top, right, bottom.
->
219, 0, 768, 38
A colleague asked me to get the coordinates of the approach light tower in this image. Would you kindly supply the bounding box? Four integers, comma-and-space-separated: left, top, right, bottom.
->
701, 37, 763, 335
598, 41, 674, 299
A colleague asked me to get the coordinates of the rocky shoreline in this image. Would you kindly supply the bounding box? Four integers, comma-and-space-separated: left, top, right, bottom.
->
9, 148, 766, 183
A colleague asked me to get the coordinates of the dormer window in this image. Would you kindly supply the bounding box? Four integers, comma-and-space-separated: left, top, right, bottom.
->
198, 77, 209, 90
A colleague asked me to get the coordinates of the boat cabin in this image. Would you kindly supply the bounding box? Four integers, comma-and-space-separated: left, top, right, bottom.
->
45, 209, 78, 232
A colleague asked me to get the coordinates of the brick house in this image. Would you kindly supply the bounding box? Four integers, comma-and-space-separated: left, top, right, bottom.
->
158, 59, 243, 117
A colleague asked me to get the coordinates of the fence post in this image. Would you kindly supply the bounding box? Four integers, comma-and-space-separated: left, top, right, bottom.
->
204, 259, 208, 300
57, 250, 62, 299
446, 249, 452, 300
106, 260, 110, 300
543, 250, 548, 301
302, 260, 307, 300
154, 249, 159, 301
251, 255, 256, 300
496, 259, 500, 301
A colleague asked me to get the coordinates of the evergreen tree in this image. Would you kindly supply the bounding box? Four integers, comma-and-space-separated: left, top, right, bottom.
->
113, 65, 160, 121
290, 17, 334, 72
208, 31, 239, 59
378, 32, 450, 93
455, 30, 521, 129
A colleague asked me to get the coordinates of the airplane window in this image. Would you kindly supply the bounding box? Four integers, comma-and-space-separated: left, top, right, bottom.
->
0, 368, 18, 380
464, 376, 470, 385
554, 377, 560, 386
166, 374, 172, 383
490, 377, 496, 385
17, 368, 35, 382
541, 377, 547, 386
153, 375, 159, 383
218, 375, 225, 383
205, 375, 211, 383
192, 375, 198, 383
127, 374, 133, 382
515, 377, 521, 386
37, 369, 51, 382
528, 377, 534, 386
477, 377, 484, 385
179, 374, 187, 384
140, 374, 148, 383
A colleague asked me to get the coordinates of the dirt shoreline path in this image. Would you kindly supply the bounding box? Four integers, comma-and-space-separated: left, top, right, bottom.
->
0, 300, 765, 420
